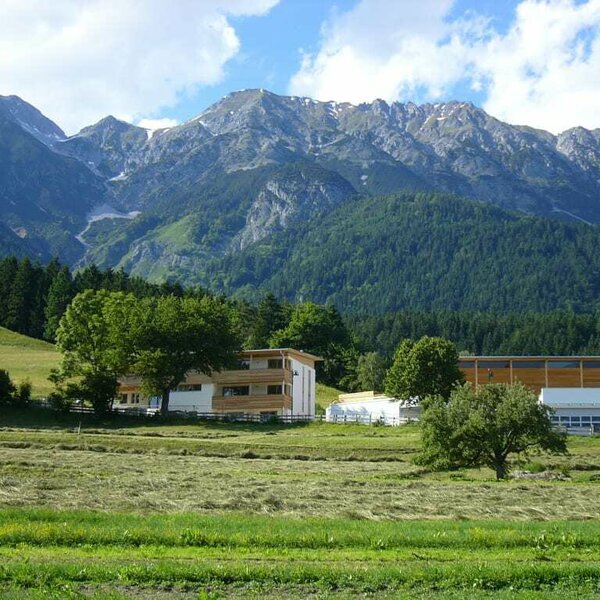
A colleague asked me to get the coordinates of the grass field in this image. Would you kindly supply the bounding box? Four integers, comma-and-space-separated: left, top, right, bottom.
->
2, 330, 600, 597
0, 327, 59, 397
2, 408, 600, 597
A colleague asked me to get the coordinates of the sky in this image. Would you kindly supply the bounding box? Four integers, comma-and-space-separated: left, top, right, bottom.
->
1, 0, 600, 134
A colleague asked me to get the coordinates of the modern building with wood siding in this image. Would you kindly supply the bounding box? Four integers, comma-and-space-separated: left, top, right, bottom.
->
117, 348, 320, 419
459, 356, 600, 393
460, 356, 600, 430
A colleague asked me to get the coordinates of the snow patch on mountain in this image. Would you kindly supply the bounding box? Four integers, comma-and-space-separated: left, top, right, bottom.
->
76, 203, 141, 246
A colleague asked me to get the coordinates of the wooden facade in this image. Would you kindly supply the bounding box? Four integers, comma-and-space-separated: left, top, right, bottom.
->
459, 357, 600, 394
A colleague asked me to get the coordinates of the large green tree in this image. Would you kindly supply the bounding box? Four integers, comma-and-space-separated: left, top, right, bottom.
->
384, 336, 463, 402
248, 293, 288, 349
417, 382, 567, 480
270, 302, 355, 387
130, 295, 241, 415
55, 290, 134, 415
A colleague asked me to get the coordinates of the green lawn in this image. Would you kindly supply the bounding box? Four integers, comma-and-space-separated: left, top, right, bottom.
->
0, 327, 60, 397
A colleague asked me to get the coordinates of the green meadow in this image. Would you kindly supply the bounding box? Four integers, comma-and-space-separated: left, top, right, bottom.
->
0, 327, 60, 397
2, 408, 600, 597
3, 332, 600, 597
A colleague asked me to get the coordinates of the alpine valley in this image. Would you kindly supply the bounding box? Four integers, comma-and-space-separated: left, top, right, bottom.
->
2, 88, 600, 313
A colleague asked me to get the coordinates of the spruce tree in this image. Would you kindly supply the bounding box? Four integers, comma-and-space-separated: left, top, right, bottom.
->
5, 258, 36, 334
249, 293, 287, 348
0, 256, 18, 327
44, 266, 74, 341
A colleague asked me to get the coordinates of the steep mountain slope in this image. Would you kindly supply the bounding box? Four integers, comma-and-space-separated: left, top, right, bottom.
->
0, 95, 65, 147
0, 107, 107, 262
101, 89, 600, 221
199, 192, 600, 314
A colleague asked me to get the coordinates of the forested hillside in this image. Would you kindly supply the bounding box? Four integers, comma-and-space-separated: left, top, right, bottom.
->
203, 192, 600, 314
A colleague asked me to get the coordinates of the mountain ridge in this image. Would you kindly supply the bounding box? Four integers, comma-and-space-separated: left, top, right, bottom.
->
2, 89, 600, 314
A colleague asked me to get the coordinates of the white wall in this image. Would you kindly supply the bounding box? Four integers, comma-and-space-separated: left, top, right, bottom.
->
168, 385, 214, 412
326, 396, 419, 425
291, 358, 315, 417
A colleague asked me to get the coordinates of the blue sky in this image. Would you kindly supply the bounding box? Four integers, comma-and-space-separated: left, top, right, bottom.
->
1, 1, 600, 133
164, 0, 516, 123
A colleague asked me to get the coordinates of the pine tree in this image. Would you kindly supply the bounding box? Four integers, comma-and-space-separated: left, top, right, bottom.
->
5, 258, 36, 334
44, 266, 74, 341
249, 293, 287, 348
0, 256, 18, 327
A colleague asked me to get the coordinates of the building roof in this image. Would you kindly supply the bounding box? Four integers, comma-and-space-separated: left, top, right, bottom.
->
241, 348, 323, 362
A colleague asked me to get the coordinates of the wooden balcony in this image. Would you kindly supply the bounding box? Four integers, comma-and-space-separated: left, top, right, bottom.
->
212, 393, 292, 412
211, 368, 291, 385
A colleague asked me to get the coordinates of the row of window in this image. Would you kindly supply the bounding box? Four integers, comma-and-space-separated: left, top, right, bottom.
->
235, 358, 290, 370
460, 360, 600, 369
551, 415, 600, 427
221, 384, 287, 397
119, 393, 141, 404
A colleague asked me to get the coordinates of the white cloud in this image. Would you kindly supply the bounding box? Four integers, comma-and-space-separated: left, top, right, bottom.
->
0, 0, 279, 134
289, 0, 465, 105
290, 0, 600, 133
476, 0, 600, 133
137, 118, 179, 130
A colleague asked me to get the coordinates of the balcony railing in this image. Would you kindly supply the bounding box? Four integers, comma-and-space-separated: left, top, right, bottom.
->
212, 393, 292, 411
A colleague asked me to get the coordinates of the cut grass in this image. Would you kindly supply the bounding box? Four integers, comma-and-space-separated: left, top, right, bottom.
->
0, 327, 59, 397
1, 414, 600, 519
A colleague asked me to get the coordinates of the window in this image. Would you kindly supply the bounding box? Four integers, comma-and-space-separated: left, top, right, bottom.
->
267, 385, 283, 395
237, 359, 250, 370
120, 394, 128, 404
478, 361, 510, 369
133, 394, 140, 404
222, 386, 250, 397
458, 361, 475, 369
512, 361, 544, 368
268, 359, 283, 369
581, 416, 591, 423
592, 416, 600, 423
547, 361, 579, 369
583, 361, 600, 369
176, 384, 202, 392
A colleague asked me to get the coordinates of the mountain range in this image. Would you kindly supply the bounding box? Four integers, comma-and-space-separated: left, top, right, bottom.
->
2, 88, 600, 312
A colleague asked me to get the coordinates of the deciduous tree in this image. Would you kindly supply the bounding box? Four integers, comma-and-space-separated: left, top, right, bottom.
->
384, 336, 463, 402
417, 382, 567, 480
131, 295, 241, 415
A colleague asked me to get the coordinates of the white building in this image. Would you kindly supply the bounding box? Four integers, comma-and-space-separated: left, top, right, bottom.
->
326, 391, 420, 425
540, 388, 600, 431
118, 348, 320, 420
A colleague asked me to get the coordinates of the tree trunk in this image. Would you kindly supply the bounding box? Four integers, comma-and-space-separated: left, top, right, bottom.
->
494, 460, 507, 480
160, 388, 170, 416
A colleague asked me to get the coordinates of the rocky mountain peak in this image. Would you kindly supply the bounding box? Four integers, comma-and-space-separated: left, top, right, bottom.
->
0, 94, 65, 146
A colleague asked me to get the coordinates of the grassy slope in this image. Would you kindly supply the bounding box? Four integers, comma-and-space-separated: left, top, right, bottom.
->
0, 327, 59, 396
315, 382, 341, 413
